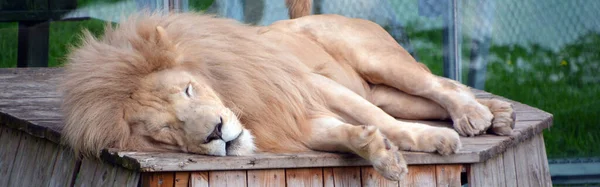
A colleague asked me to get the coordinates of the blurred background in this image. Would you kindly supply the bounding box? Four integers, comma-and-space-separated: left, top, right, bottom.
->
1, 0, 599, 185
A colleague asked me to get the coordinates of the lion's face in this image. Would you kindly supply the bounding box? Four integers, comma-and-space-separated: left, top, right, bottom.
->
128, 68, 249, 156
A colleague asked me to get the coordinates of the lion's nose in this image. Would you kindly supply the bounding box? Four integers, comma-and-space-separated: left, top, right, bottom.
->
206, 117, 223, 142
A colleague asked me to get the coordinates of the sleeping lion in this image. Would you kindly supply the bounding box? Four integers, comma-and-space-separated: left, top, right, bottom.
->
60, 0, 515, 181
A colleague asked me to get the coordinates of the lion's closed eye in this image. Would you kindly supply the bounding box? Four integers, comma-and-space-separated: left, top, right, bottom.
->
184, 83, 194, 98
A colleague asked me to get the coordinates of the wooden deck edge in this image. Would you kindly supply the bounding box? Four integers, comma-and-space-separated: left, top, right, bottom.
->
0, 112, 62, 144
477, 115, 553, 162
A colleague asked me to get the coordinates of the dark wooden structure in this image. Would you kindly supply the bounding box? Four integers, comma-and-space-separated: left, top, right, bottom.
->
0, 0, 83, 67
0, 68, 553, 186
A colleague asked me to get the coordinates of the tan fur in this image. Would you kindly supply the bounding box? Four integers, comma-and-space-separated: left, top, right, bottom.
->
61, 11, 515, 180
286, 0, 312, 18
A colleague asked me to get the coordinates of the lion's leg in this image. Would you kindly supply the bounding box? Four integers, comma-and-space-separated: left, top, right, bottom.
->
272, 15, 509, 136
310, 74, 461, 155
306, 116, 406, 181
369, 85, 515, 136
369, 84, 449, 120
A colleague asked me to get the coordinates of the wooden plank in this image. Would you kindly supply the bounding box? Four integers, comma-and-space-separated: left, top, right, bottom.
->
470, 154, 506, 187
323, 168, 334, 187
514, 136, 531, 187
141, 172, 176, 187
495, 154, 507, 187
209, 170, 247, 187
49, 146, 80, 187
190, 172, 209, 187
7, 133, 42, 187
286, 168, 324, 187
502, 146, 518, 187
74, 158, 100, 187
174, 172, 190, 187
247, 169, 285, 187
399, 165, 436, 187
92, 161, 119, 187
30, 140, 60, 187
361, 167, 398, 187
331, 167, 361, 187
525, 135, 545, 187
535, 135, 552, 186
0, 128, 22, 187
112, 167, 141, 187
435, 165, 462, 187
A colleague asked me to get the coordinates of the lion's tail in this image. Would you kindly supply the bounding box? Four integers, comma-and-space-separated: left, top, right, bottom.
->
286, 0, 312, 19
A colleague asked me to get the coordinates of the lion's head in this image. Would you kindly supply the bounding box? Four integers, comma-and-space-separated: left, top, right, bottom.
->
60, 15, 255, 157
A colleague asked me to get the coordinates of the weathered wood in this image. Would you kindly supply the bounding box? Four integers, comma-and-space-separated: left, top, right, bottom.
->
502, 146, 518, 187
435, 165, 462, 187
286, 168, 324, 187
30, 140, 59, 187
141, 172, 176, 187
174, 172, 190, 187
91, 161, 121, 187
514, 135, 532, 187
524, 135, 545, 187
331, 167, 361, 187
247, 169, 285, 187
7, 132, 43, 187
399, 165, 436, 187
536, 135, 552, 186
0, 128, 22, 187
190, 172, 209, 187
48, 146, 80, 187
74, 158, 100, 187
469, 154, 507, 187
112, 166, 141, 187
209, 170, 247, 187
323, 168, 334, 187
360, 167, 398, 187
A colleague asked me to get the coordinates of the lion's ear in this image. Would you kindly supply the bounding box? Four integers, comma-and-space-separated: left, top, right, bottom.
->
155, 26, 183, 63
155, 26, 175, 49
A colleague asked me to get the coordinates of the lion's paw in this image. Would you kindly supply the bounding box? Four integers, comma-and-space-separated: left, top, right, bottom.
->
370, 138, 408, 181
451, 103, 493, 137
423, 127, 462, 155
478, 99, 516, 136
353, 126, 407, 181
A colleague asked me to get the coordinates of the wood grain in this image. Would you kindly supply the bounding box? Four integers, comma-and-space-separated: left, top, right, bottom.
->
0, 127, 22, 187
331, 167, 361, 187
535, 135, 552, 186
435, 165, 462, 187
174, 172, 190, 187
286, 168, 324, 187
399, 165, 436, 187
74, 158, 100, 187
361, 167, 398, 187
209, 170, 247, 187
248, 169, 285, 187
7, 133, 42, 187
30, 140, 60, 187
190, 172, 209, 187
141, 172, 176, 187
48, 146, 80, 187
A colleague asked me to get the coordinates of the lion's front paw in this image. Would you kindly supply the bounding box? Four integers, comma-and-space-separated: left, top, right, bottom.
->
353, 126, 407, 181
451, 103, 493, 136
371, 146, 408, 181
478, 99, 516, 136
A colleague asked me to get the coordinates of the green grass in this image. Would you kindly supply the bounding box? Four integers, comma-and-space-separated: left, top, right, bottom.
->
0, 2, 598, 158
484, 33, 600, 158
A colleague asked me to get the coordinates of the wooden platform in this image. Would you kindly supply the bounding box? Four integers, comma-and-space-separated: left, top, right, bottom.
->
0, 68, 553, 186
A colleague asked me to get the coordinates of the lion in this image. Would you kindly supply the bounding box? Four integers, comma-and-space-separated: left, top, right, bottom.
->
60, 1, 515, 181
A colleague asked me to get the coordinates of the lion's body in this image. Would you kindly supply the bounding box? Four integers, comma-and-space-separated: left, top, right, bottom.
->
61, 11, 515, 180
